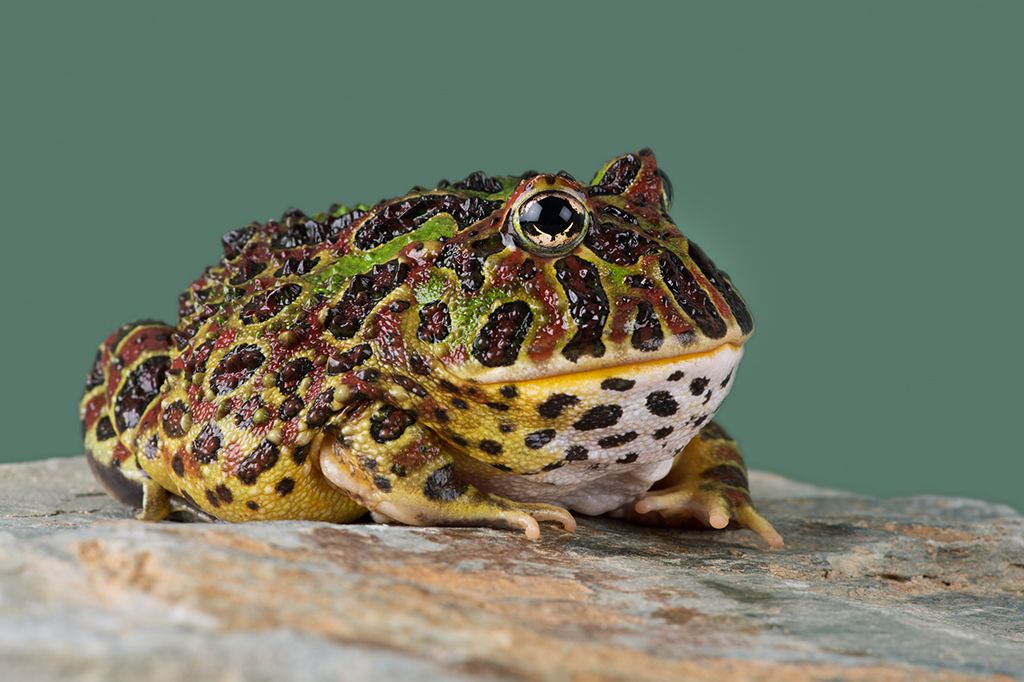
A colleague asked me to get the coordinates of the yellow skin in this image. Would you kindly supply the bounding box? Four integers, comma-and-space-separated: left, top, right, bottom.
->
80, 150, 782, 548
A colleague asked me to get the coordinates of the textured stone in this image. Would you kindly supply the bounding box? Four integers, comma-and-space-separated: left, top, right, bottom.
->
0, 457, 1021, 681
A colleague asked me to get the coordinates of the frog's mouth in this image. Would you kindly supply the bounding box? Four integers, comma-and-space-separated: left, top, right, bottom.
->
477, 341, 744, 388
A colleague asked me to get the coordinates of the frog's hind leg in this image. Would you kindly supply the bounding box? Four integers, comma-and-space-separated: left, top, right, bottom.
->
318, 401, 576, 540
619, 421, 783, 549
80, 320, 176, 521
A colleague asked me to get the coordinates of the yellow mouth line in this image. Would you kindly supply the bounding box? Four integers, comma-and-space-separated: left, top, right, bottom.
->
485, 343, 741, 389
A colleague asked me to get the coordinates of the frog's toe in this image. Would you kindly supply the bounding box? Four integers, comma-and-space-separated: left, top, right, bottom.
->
737, 504, 785, 549
633, 487, 783, 549
492, 500, 576, 540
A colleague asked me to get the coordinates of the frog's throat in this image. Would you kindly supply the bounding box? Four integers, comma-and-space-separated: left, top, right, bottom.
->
479, 342, 743, 388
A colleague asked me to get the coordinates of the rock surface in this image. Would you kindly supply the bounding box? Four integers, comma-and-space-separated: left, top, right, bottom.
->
0, 457, 1021, 681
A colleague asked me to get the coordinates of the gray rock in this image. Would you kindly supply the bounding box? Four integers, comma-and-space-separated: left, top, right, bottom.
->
0, 457, 1020, 681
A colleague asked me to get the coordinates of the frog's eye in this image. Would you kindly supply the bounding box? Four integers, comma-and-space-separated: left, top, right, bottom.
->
511, 191, 589, 256
657, 169, 674, 212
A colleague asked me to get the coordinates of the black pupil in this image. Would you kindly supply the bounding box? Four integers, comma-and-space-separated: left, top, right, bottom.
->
519, 195, 581, 239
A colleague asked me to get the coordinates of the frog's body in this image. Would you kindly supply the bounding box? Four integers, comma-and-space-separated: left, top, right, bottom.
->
80, 150, 781, 547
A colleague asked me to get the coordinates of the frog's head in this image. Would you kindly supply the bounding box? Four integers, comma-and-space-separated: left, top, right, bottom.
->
401, 149, 753, 384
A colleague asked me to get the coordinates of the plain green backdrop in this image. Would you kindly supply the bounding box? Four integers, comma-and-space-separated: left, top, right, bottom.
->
1, 2, 1021, 511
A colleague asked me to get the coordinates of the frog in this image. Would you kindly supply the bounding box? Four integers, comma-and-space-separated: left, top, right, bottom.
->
80, 149, 782, 548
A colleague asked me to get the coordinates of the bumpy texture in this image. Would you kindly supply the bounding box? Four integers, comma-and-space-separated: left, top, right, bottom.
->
80, 149, 778, 545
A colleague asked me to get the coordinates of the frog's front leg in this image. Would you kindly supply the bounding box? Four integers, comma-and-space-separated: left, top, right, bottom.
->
318, 401, 576, 540
622, 422, 783, 549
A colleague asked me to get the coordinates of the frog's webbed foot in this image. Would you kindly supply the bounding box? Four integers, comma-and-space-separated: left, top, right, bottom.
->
625, 422, 783, 549
318, 402, 575, 540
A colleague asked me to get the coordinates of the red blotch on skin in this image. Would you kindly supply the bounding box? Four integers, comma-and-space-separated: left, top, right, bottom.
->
81, 394, 106, 431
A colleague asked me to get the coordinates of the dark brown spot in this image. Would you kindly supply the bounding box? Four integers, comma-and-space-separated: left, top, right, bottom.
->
95, 416, 116, 441
113, 355, 170, 432
479, 439, 503, 455
292, 443, 310, 466
324, 260, 409, 340
589, 154, 640, 195
688, 239, 754, 334
659, 252, 726, 339
555, 256, 608, 362
211, 344, 265, 395
171, 453, 185, 477
277, 357, 314, 393
499, 385, 518, 399
246, 500, 260, 511
305, 389, 335, 428
274, 256, 320, 278
369, 405, 417, 443
437, 233, 506, 292
471, 301, 533, 367
326, 344, 373, 375
690, 377, 710, 395
355, 195, 500, 250
668, 370, 685, 382
205, 489, 221, 508
276, 477, 295, 496
616, 452, 639, 464
451, 397, 468, 410
417, 301, 451, 343
191, 421, 223, 463
631, 301, 664, 352
237, 440, 280, 485
394, 374, 428, 397
485, 402, 510, 412
423, 463, 466, 501
215, 484, 233, 503
161, 400, 190, 438
278, 395, 304, 420
584, 221, 657, 266
240, 284, 302, 325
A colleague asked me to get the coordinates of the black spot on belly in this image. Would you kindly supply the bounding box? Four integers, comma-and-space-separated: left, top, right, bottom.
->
690, 377, 709, 395
191, 421, 223, 463
240, 284, 302, 325
573, 405, 622, 431
659, 252, 726, 339
479, 439, 503, 455
237, 440, 280, 485
246, 500, 260, 511
616, 452, 639, 464
537, 393, 580, 419
276, 477, 296, 496
600, 378, 635, 392
565, 445, 589, 461
451, 397, 468, 410
210, 344, 265, 395
205, 489, 221, 508
542, 460, 566, 471
598, 431, 638, 448
524, 429, 556, 449
652, 426, 674, 440
646, 391, 679, 417
113, 355, 170, 433
667, 370, 685, 382
499, 385, 518, 399
423, 463, 466, 501
324, 260, 409, 341
370, 405, 417, 443
631, 301, 664, 352
471, 301, 533, 367
171, 453, 185, 477
555, 256, 608, 362
720, 372, 732, 388
417, 301, 451, 343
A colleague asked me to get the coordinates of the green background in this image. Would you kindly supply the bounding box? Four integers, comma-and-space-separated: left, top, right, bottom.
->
2, 2, 1021, 510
